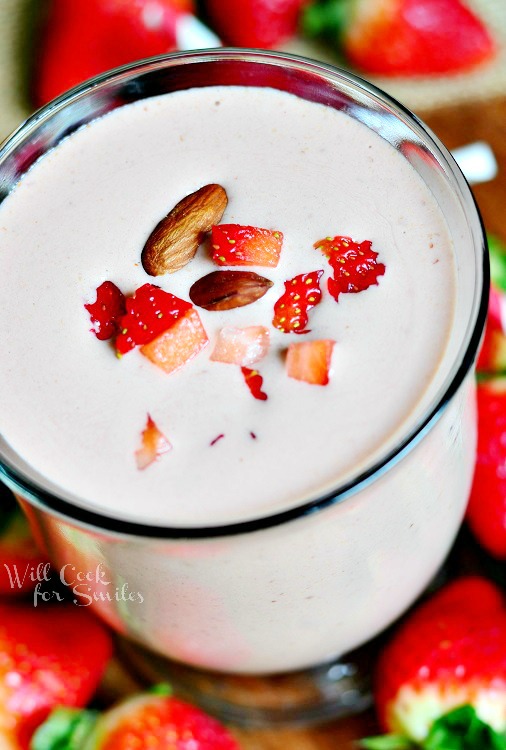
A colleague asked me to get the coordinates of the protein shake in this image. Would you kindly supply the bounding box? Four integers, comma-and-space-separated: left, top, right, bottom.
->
0, 53, 485, 675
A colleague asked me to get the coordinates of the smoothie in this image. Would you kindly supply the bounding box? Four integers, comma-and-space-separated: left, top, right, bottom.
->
0, 63, 482, 675
0, 85, 455, 526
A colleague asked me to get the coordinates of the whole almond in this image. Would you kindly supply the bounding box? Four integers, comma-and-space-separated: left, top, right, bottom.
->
189, 271, 273, 311
142, 184, 228, 276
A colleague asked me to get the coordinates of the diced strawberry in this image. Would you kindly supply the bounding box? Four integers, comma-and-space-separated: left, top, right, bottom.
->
135, 414, 172, 470
212, 224, 283, 267
272, 270, 323, 334
116, 283, 192, 356
286, 339, 335, 385
211, 326, 270, 366
140, 308, 208, 375
315, 235, 385, 301
241, 367, 268, 400
85, 281, 126, 340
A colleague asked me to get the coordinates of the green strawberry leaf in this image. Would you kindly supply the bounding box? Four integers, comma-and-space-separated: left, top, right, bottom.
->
489, 234, 506, 293
358, 735, 416, 749
300, 0, 351, 46
424, 706, 506, 750
31, 707, 98, 750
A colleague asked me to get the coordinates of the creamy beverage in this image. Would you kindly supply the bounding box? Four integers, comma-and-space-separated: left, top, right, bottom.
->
0, 85, 455, 526
0, 55, 483, 680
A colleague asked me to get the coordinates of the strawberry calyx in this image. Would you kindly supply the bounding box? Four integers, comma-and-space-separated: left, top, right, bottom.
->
360, 705, 506, 749
301, 0, 351, 47
489, 235, 506, 294
31, 706, 98, 750
115, 283, 192, 356
84, 281, 126, 341
272, 270, 323, 333
315, 235, 385, 301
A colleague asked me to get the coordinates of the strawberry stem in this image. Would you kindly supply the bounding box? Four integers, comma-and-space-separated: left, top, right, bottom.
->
301, 0, 351, 46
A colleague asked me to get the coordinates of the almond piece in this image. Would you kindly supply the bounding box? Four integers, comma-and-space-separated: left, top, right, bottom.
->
142, 184, 228, 276
189, 270, 273, 311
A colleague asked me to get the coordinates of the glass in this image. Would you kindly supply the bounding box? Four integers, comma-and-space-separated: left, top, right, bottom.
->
0, 50, 488, 725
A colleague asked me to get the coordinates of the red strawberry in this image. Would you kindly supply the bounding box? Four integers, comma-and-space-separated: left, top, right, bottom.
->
85, 281, 126, 341
0, 601, 112, 749
286, 339, 335, 385
363, 577, 506, 747
0, 494, 45, 596
272, 270, 323, 334
241, 367, 268, 400
140, 307, 208, 374
302, 0, 495, 77
477, 235, 506, 373
34, 0, 195, 106
315, 235, 385, 302
211, 225, 283, 268
115, 283, 192, 356
32, 686, 239, 750
466, 376, 506, 559
203, 0, 307, 48
211, 326, 270, 366
135, 414, 172, 470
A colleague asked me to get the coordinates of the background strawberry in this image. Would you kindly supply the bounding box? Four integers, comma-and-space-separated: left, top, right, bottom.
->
0, 601, 112, 748
34, 0, 195, 106
203, 0, 308, 48
466, 376, 506, 559
0, 491, 45, 596
32, 685, 239, 749
365, 577, 506, 747
302, 0, 495, 76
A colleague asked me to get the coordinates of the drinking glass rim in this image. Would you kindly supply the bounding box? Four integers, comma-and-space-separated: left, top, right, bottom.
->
0, 48, 489, 540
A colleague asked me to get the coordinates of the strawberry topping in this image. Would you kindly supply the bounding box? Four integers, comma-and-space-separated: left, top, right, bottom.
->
211, 326, 270, 366
135, 414, 172, 470
286, 339, 335, 385
241, 367, 268, 400
212, 224, 283, 267
272, 270, 323, 333
85, 280, 126, 340
315, 235, 385, 301
116, 283, 192, 355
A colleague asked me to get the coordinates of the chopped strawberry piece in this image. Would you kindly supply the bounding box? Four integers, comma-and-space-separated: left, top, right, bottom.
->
85, 280, 126, 340
212, 224, 283, 267
140, 308, 208, 375
211, 326, 270, 366
272, 270, 323, 333
135, 414, 172, 470
241, 367, 268, 400
315, 235, 385, 301
116, 283, 192, 356
286, 339, 335, 385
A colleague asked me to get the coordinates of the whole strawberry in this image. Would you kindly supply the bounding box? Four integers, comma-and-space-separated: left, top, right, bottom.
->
466, 376, 506, 559
203, 0, 308, 48
361, 577, 506, 748
0, 602, 112, 748
477, 235, 506, 373
302, 0, 495, 76
31, 685, 239, 750
34, 0, 195, 106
